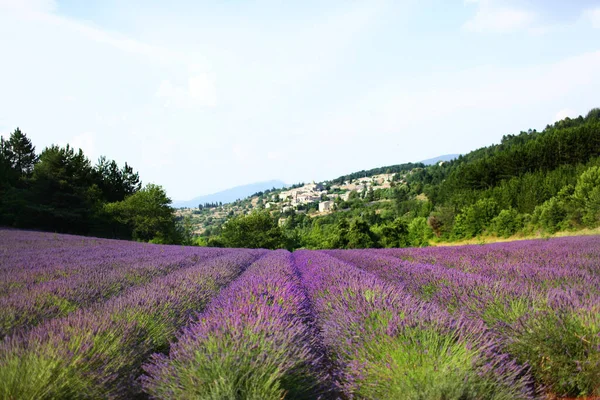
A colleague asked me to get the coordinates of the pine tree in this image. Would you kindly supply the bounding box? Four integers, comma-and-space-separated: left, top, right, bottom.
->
0, 136, 16, 188
7, 128, 37, 176
121, 162, 141, 196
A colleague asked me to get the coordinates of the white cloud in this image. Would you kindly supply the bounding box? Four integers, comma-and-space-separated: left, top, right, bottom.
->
69, 132, 97, 161
156, 74, 217, 108
552, 109, 579, 123
463, 5, 535, 33
584, 8, 600, 28
463, 1, 600, 34
232, 144, 252, 163
0, 0, 56, 14
188, 75, 217, 107
311, 50, 600, 147
1, 0, 210, 71
267, 151, 284, 161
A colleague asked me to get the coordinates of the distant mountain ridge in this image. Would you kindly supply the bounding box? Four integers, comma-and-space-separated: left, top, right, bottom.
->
419, 154, 460, 165
174, 180, 287, 208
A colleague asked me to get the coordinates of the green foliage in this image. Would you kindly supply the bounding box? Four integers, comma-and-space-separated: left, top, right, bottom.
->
105, 184, 179, 243
491, 208, 523, 238
345, 218, 377, 249
428, 206, 455, 238
375, 218, 409, 248
5, 128, 37, 177
146, 333, 322, 400
177, 215, 196, 246
586, 108, 600, 121
331, 162, 423, 185
365, 186, 375, 202
481, 298, 534, 327
508, 308, 600, 397
0, 129, 169, 242
26, 144, 98, 233
452, 198, 499, 239
352, 327, 528, 400
0, 138, 16, 194
0, 322, 144, 400
95, 156, 141, 203
574, 166, 600, 227
443, 117, 600, 196
220, 211, 285, 249
532, 197, 568, 233
408, 217, 433, 247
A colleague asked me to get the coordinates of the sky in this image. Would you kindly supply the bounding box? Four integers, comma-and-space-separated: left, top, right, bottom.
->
1, 0, 599, 201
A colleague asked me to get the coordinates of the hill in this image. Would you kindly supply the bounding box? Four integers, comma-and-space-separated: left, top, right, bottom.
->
174, 180, 287, 208
194, 108, 600, 250
419, 154, 460, 165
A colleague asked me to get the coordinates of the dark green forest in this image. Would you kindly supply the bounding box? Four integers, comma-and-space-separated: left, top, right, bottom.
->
0, 129, 191, 244
202, 108, 600, 249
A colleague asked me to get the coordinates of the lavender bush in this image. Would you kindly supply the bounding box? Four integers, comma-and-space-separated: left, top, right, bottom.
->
0, 248, 262, 399
143, 250, 336, 399
294, 250, 534, 399
324, 238, 600, 397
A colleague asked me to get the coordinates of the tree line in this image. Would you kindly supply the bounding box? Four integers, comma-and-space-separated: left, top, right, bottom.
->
198, 202, 223, 210
0, 128, 190, 244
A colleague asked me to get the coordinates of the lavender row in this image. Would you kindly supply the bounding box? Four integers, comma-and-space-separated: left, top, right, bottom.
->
382, 236, 600, 284
325, 247, 600, 397
0, 248, 220, 298
0, 228, 152, 274
329, 243, 600, 298
0, 249, 229, 339
325, 248, 600, 319
0, 229, 226, 297
0, 249, 263, 399
294, 250, 534, 399
143, 250, 336, 399
323, 249, 536, 317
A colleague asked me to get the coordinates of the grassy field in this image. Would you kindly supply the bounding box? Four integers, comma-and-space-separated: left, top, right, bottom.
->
431, 227, 600, 247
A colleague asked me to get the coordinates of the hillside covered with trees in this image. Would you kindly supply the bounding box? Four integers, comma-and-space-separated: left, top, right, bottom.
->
200, 108, 600, 249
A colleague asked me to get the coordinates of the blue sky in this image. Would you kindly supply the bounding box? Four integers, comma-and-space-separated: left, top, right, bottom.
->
1, 0, 599, 201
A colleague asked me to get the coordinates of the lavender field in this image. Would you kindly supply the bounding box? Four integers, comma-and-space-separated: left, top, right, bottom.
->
0, 229, 599, 399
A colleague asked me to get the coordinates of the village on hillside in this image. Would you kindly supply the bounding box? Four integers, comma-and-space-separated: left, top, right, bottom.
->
175, 172, 411, 234
272, 173, 397, 212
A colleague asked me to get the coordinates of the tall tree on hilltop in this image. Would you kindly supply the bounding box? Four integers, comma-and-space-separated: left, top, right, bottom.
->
29, 145, 96, 232
586, 108, 600, 122
96, 156, 123, 199
0, 137, 16, 189
121, 162, 141, 196
7, 128, 37, 176
95, 156, 141, 202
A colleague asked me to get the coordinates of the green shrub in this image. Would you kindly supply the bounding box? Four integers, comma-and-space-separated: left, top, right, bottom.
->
491, 208, 521, 238
353, 327, 529, 400
532, 197, 567, 233
408, 217, 433, 247
574, 166, 600, 227
452, 198, 499, 239
507, 308, 600, 397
